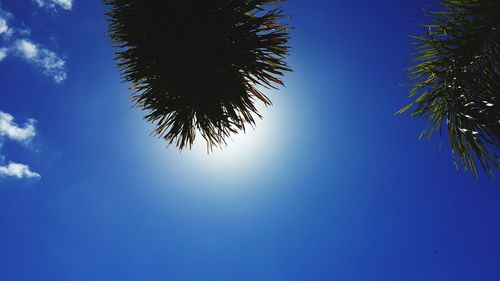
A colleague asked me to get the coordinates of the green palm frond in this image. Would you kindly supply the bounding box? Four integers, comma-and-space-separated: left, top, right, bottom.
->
399, 0, 500, 177
104, 0, 291, 150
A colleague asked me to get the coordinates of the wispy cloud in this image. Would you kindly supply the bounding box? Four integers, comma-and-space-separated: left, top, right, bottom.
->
0, 111, 36, 142
0, 162, 40, 179
0, 111, 40, 180
0, 6, 68, 83
14, 39, 67, 83
0, 18, 8, 34
16, 39, 38, 58
34, 0, 73, 11
0, 16, 13, 38
0, 47, 7, 61
0, 14, 12, 61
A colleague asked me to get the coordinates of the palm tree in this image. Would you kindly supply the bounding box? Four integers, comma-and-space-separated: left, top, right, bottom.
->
399, 0, 499, 176
104, 0, 291, 150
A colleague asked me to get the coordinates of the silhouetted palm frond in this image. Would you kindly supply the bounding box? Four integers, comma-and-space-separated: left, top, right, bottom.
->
399, 0, 500, 176
105, 0, 291, 150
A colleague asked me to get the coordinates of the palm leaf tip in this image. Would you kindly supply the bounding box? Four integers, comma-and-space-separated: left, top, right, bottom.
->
104, 0, 292, 151
399, 0, 500, 177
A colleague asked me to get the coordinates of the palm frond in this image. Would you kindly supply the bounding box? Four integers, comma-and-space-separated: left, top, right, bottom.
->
399, 0, 500, 177
104, 0, 292, 150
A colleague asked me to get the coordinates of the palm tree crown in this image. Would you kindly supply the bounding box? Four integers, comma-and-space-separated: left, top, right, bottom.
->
399, 0, 500, 176
105, 0, 291, 150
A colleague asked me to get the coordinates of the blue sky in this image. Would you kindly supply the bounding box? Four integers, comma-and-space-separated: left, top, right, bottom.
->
0, 0, 499, 280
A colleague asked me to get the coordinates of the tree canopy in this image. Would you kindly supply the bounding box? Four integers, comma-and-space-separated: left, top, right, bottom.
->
105, 0, 291, 150
399, 0, 499, 176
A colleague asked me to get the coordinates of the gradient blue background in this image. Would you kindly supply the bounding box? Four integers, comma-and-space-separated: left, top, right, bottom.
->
1, 1, 499, 280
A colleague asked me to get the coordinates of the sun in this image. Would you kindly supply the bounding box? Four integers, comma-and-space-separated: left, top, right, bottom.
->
180, 101, 289, 187
132, 91, 293, 191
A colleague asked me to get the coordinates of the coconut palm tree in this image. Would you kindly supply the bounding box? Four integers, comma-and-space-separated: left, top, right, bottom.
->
399, 0, 499, 177
104, 0, 291, 150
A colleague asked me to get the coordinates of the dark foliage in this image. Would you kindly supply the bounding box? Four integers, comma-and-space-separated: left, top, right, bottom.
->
399, 0, 500, 176
105, 0, 291, 150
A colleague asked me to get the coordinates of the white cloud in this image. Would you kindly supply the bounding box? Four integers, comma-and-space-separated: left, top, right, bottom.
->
0, 7, 68, 83
0, 48, 7, 61
0, 111, 36, 142
16, 39, 38, 58
0, 18, 8, 34
0, 111, 40, 180
34, 0, 73, 10
0, 17, 13, 38
0, 162, 40, 179
15, 39, 67, 83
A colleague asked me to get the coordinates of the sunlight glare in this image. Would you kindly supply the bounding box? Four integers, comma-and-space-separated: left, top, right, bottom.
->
180, 101, 288, 186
